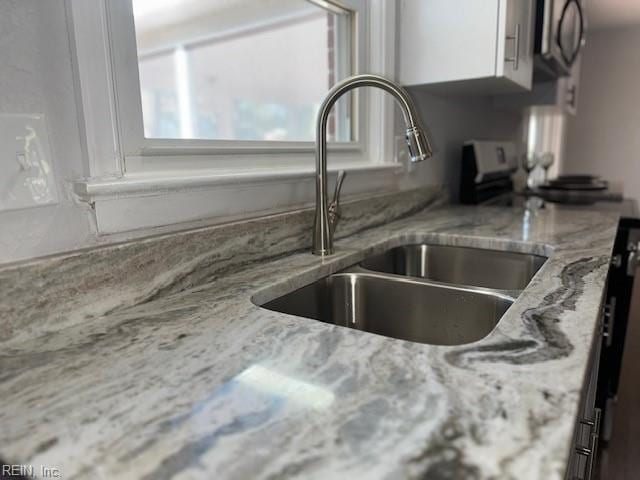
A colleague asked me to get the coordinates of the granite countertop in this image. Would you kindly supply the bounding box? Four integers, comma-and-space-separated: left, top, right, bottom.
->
0, 204, 620, 479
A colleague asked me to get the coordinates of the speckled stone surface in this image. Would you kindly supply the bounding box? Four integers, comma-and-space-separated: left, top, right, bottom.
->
0, 187, 443, 345
0, 203, 620, 479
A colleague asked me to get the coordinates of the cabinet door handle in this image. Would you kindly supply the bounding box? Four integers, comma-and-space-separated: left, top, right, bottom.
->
575, 408, 601, 479
575, 445, 592, 457
593, 407, 602, 437
580, 408, 602, 435
505, 23, 520, 70
574, 435, 597, 480
603, 298, 616, 347
586, 432, 598, 480
627, 241, 640, 276
558, 0, 586, 67
567, 85, 577, 109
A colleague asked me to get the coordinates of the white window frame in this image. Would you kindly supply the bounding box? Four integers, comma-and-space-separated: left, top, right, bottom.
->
66, 0, 401, 234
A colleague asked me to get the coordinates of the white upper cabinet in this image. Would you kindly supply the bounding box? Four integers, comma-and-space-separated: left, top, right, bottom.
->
492, 56, 582, 115
399, 0, 534, 93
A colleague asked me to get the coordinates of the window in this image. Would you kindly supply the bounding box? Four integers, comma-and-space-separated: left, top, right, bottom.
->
68, 0, 398, 234
133, 0, 353, 143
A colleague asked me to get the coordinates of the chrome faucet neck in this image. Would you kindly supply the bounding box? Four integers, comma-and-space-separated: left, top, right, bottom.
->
312, 74, 433, 256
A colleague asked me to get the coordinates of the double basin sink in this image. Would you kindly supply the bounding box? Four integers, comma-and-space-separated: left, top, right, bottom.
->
259, 244, 547, 346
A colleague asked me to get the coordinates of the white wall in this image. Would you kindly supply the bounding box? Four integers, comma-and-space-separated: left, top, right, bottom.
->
405, 88, 521, 201
0, 0, 95, 265
564, 26, 640, 204
0, 0, 521, 266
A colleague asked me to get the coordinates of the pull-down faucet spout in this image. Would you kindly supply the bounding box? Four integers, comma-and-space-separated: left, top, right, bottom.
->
312, 74, 434, 256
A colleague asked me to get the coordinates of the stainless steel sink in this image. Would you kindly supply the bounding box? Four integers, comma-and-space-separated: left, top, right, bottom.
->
261, 272, 513, 346
360, 244, 546, 291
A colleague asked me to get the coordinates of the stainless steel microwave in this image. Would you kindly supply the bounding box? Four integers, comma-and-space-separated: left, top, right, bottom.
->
534, 0, 586, 79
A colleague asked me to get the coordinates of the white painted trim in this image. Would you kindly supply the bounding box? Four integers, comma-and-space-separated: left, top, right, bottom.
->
136, 9, 329, 59
89, 165, 403, 234
108, 0, 147, 157
135, 139, 361, 155
74, 163, 401, 200
123, 149, 365, 174
106, 0, 373, 160
65, 0, 124, 176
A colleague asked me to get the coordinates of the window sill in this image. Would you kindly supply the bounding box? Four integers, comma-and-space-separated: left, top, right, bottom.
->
73, 162, 405, 235
73, 162, 401, 201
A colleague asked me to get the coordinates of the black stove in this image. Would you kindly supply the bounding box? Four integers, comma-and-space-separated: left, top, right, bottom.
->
459, 140, 625, 208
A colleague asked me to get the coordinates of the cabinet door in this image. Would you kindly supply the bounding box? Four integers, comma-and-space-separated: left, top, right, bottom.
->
566, 327, 603, 480
497, 0, 534, 89
564, 55, 582, 114
491, 50, 581, 113
399, 0, 500, 86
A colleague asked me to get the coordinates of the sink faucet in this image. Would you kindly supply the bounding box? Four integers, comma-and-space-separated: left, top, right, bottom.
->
313, 74, 434, 256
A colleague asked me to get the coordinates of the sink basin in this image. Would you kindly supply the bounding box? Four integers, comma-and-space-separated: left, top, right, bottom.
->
261, 272, 513, 346
360, 244, 546, 291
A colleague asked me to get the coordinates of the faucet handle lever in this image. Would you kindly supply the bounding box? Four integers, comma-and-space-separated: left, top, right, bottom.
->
328, 170, 347, 232
332, 170, 347, 204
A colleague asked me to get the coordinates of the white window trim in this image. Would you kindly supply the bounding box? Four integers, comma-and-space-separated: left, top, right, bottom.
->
65, 0, 402, 234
